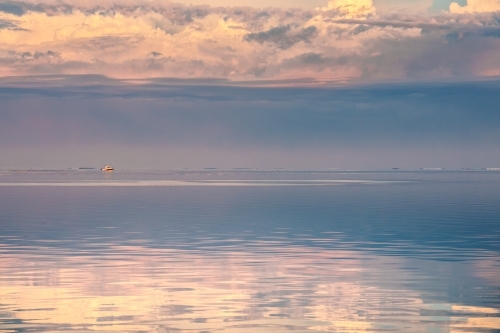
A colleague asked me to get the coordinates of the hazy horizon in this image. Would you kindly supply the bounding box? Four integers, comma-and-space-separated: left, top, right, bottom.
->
1, 76, 500, 170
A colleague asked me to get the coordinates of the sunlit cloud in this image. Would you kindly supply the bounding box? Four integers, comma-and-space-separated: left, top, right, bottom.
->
450, 0, 500, 13
321, 0, 376, 17
0, 0, 499, 82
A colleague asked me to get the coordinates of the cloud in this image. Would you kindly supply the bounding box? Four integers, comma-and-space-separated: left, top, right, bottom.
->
321, 0, 376, 18
0, 17, 24, 30
450, 0, 500, 13
244, 24, 317, 49
0, 0, 499, 82
0, 1, 25, 15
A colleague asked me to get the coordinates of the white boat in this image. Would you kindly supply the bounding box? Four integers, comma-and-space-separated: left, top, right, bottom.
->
101, 165, 114, 171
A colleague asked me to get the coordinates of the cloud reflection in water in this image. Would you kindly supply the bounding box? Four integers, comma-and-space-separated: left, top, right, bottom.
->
1, 171, 500, 332
0, 242, 499, 333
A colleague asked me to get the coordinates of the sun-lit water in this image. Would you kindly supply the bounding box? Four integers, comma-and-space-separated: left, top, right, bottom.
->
0, 170, 499, 333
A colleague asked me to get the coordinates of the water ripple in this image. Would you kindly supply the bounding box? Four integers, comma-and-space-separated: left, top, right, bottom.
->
0, 171, 499, 332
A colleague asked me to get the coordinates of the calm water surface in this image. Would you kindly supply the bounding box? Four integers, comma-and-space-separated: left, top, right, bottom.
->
0, 171, 499, 333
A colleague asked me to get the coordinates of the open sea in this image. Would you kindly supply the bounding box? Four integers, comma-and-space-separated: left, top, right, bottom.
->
0, 170, 499, 333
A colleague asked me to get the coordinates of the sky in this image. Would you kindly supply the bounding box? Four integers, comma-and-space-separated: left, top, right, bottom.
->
2, 0, 500, 80
1, 0, 500, 169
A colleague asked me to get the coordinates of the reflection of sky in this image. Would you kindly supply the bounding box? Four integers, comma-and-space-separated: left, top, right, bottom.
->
1, 244, 499, 333
1, 172, 499, 332
1, 171, 499, 252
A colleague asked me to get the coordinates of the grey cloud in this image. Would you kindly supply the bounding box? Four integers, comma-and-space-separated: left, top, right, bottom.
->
1, 50, 60, 62
0, 0, 69, 15
65, 35, 143, 53
254, 11, 271, 19
0, 1, 25, 15
1, 1, 312, 32
351, 24, 372, 35
273, 52, 355, 78
244, 24, 317, 49
282, 52, 331, 66
328, 18, 455, 30
27, 50, 60, 59
245, 66, 267, 77
330, 17, 500, 39
160, 6, 211, 25
0, 18, 25, 30
0, 1, 206, 24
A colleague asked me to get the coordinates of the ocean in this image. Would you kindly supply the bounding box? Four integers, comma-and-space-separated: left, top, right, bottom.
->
0, 170, 499, 332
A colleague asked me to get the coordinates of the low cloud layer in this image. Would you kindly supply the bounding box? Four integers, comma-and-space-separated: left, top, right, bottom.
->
0, 0, 500, 82
1, 76, 500, 169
